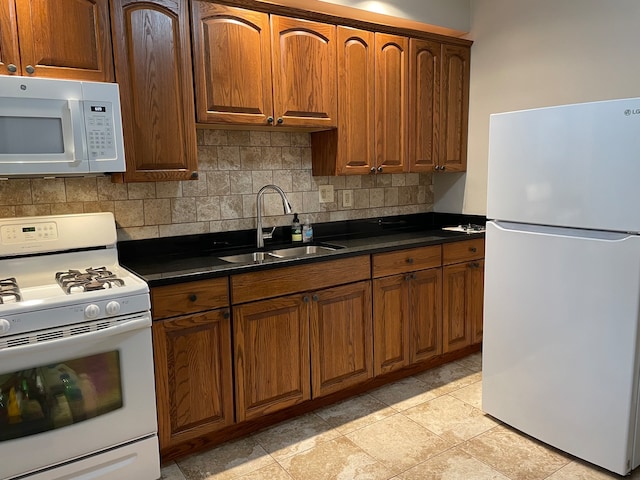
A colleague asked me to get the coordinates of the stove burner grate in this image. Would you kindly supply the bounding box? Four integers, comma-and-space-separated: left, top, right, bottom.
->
55, 267, 125, 294
0, 277, 21, 304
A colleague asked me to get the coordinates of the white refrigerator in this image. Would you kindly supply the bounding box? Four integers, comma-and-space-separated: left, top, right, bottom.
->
482, 97, 640, 475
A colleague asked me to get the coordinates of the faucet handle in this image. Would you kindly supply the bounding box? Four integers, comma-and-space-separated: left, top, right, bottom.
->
262, 226, 276, 239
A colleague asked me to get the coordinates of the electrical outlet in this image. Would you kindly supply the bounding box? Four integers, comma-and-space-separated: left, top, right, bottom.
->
343, 190, 353, 208
319, 185, 334, 203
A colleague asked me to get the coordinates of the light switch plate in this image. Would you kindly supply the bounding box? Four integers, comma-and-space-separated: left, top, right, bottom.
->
319, 185, 334, 203
342, 190, 353, 208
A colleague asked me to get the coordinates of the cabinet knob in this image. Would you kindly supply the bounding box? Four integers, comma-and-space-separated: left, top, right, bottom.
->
404, 274, 410, 281
267, 116, 274, 124
303, 296, 309, 303
223, 310, 230, 319
441, 165, 446, 171
406, 257, 414, 264
25, 65, 35, 75
190, 171, 198, 179
377, 166, 383, 173
370, 167, 376, 174
434, 165, 440, 171
188, 294, 197, 302
312, 294, 319, 302
276, 117, 284, 124
7, 64, 17, 73
470, 247, 477, 253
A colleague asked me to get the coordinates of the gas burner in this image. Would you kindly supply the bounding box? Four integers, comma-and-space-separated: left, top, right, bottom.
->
55, 267, 125, 294
0, 277, 21, 304
442, 224, 486, 234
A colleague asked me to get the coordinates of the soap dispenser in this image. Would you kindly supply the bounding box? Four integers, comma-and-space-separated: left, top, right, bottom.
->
302, 217, 313, 243
291, 213, 302, 242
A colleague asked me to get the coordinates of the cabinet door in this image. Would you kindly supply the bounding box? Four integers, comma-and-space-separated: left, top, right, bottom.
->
111, 0, 197, 182
191, 3, 273, 125
374, 33, 408, 174
373, 274, 408, 375
409, 268, 442, 363
408, 38, 439, 173
440, 44, 470, 172
0, 0, 19, 76
310, 281, 373, 398
470, 259, 485, 344
271, 15, 337, 128
234, 295, 310, 421
152, 309, 234, 453
12, 0, 113, 81
442, 262, 474, 353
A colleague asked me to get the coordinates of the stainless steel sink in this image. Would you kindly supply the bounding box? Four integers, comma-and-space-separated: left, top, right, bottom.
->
218, 245, 340, 264
268, 245, 338, 258
218, 251, 279, 264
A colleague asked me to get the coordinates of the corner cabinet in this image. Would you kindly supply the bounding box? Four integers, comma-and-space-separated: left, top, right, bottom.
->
408, 40, 470, 173
110, 0, 198, 182
151, 277, 234, 456
191, 3, 337, 129
0, 0, 113, 80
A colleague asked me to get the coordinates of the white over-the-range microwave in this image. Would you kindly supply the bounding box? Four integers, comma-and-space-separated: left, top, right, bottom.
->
0, 76, 126, 178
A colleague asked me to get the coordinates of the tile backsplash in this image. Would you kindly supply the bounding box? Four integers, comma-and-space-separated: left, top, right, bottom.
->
0, 130, 434, 241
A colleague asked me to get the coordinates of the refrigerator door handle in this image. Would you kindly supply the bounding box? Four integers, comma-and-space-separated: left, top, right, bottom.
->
491, 221, 636, 242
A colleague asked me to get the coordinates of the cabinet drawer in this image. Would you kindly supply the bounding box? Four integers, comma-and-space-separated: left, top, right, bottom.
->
151, 277, 229, 319
442, 239, 485, 265
372, 245, 441, 278
231, 256, 370, 304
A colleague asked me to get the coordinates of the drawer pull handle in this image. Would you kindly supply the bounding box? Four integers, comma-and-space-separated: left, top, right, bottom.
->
406, 258, 414, 264
470, 247, 477, 253
188, 294, 197, 302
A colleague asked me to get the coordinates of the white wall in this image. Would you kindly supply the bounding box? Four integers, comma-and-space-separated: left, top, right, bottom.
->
436, 0, 640, 215
318, 0, 470, 32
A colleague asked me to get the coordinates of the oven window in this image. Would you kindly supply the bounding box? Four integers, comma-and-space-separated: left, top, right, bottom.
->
0, 351, 123, 442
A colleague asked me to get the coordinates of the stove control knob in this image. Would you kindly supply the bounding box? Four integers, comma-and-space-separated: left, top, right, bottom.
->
105, 301, 121, 316
85, 304, 100, 319
0, 319, 10, 335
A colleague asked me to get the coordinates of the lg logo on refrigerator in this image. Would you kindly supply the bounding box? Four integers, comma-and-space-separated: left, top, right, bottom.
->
624, 108, 640, 116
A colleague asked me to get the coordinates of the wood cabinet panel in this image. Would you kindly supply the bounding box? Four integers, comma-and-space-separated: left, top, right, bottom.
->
151, 277, 229, 319
470, 259, 485, 344
153, 309, 234, 451
443, 262, 473, 353
409, 268, 442, 363
372, 245, 441, 278
191, 3, 273, 125
310, 281, 373, 397
373, 274, 408, 375
374, 33, 408, 174
271, 15, 337, 128
231, 256, 370, 304
111, 0, 197, 182
234, 294, 310, 421
442, 239, 484, 265
408, 38, 439, 173
440, 44, 470, 172
2, 0, 113, 80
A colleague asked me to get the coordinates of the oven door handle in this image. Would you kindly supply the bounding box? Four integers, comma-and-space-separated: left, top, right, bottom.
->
0, 314, 151, 357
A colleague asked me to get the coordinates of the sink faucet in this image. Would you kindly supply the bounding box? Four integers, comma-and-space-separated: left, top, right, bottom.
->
256, 184, 292, 248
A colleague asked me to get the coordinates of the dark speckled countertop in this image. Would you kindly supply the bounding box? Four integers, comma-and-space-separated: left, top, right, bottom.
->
118, 212, 486, 287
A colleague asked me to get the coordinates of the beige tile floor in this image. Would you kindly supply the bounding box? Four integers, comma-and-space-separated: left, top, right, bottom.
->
160, 353, 640, 480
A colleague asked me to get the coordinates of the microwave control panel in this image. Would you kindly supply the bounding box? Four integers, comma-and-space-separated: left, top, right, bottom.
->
83, 101, 117, 160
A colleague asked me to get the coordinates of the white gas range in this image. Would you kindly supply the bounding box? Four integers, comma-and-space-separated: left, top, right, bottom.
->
0, 213, 160, 480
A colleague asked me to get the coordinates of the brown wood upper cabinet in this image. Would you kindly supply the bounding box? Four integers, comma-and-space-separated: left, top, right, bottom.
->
191, 3, 337, 128
0, 0, 113, 80
111, 0, 198, 182
311, 29, 407, 175
409, 40, 470, 173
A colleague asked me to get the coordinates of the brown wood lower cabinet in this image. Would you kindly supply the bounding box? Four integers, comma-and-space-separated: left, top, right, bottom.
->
233, 294, 310, 422
372, 245, 442, 375
442, 239, 485, 352
151, 278, 233, 454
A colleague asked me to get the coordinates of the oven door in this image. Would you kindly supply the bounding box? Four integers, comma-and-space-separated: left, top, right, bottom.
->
0, 313, 157, 480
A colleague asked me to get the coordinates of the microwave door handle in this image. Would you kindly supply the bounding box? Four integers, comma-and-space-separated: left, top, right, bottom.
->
0, 314, 151, 359
68, 99, 88, 161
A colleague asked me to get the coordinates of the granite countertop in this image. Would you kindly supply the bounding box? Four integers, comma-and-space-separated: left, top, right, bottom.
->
119, 212, 486, 287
